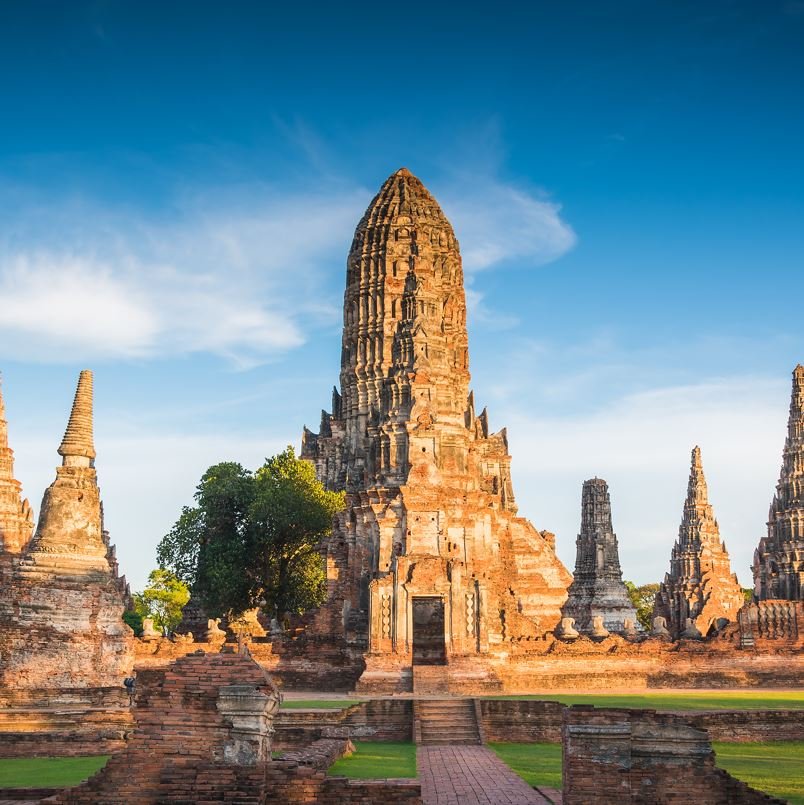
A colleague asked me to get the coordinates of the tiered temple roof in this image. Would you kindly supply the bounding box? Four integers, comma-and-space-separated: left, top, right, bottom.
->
654, 447, 744, 637
753, 365, 804, 601
561, 478, 637, 634
0, 376, 33, 553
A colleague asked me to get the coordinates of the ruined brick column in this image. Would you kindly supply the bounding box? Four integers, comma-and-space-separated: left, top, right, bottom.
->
654, 447, 744, 638
0, 376, 34, 554
301, 168, 570, 689
753, 364, 804, 601
0, 370, 132, 692
560, 478, 637, 634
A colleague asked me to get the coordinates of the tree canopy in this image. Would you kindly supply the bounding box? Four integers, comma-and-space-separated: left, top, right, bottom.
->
625, 580, 660, 631
128, 569, 190, 635
157, 447, 345, 622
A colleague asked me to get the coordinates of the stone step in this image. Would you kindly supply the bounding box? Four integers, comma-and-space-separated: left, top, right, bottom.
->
416, 697, 481, 745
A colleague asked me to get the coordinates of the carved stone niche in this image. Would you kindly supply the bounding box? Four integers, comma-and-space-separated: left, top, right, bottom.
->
215, 684, 280, 765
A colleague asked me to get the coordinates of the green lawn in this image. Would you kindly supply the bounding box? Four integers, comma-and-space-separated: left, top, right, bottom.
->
280, 699, 360, 709
714, 742, 804, 805
489, 742, 562, 789
328, 741, 417, 779
488, 691, 804, 711
0, 756, 109, 788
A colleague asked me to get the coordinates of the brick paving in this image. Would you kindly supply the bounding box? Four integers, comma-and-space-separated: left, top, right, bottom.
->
418, 745, 554, 805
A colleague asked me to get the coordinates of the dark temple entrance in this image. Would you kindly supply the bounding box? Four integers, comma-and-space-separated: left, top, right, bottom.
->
412, 597, 446, 665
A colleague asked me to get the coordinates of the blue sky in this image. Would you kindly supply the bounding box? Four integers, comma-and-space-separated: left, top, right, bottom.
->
1, 1, 802, 591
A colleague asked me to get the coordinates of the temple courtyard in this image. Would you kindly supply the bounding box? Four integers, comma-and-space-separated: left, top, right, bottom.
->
0, 690, 802, 803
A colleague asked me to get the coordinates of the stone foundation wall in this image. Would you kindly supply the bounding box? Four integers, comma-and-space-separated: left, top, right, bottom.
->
134, 636, 365, 691
479, 700, 804, 745
562, 706, 786, 805
133, 632, 804, 695
686, 709, 804, 742
48, 649, 420, 805
479, 700, 565, 742
274, 699, 413, 749
0, 687, 132, 758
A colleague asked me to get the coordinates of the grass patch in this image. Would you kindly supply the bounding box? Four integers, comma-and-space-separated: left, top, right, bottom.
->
714, 741, 804, 805
328, 741, 417, 779
0, 756, 109, 789
488, 691, 804, 711
280, 699, 359, 709
489, 742, 562, 789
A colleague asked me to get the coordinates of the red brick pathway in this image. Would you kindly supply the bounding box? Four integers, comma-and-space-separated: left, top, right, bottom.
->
418, 745, 555, 805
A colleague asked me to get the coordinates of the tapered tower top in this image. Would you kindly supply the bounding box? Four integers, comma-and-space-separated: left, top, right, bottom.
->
58, 370, 96, 464
686, 445, 710, 508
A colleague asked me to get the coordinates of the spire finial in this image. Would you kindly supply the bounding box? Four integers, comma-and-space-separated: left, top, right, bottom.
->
58, 370, 96, 464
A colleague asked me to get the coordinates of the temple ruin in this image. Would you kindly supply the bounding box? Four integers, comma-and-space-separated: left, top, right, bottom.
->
0, 371, 133, 755
0, 376, 34, 554
301, 168, 571, 690
653, 447, 744, 639
753, 364, 804, 601
560, 478, 637, 635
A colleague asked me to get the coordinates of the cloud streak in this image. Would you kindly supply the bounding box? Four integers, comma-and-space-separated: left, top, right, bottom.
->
0, 186, 365, 366
497, 375, 788, 588
439, 177, 577, 273
0, 173, 575, 365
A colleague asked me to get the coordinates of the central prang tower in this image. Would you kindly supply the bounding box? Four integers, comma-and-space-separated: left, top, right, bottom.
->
302, 169, 571, 691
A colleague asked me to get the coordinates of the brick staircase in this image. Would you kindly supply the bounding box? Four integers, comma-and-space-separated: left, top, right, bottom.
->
416, 698, 482, 745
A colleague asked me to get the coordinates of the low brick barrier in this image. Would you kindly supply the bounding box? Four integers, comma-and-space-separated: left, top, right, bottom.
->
479, 699, 804, 745
562, 706, 786, 804
278, 737, 355, 770
274, 699, 413, 749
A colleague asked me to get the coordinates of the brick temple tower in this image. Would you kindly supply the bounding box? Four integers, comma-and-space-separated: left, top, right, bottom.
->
0, 370, 132, 692
0, 377, 34, 554
753, 365, 804, 601
654, 447, 743, 638
560, 478, 637, 634
302, 169, 571, 690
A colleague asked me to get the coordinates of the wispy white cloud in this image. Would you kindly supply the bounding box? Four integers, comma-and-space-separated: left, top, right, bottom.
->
497, 374, 788, 588
0, 186, 366, 366
439, 177, 577, 273
0, 172, 576, 363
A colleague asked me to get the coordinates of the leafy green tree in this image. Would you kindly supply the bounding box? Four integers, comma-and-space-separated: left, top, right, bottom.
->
122, 607, 144, 635
625, 581, 661, 630
157, 447, 344, 624
742, 588, 755, 603
132, 569, 190, 635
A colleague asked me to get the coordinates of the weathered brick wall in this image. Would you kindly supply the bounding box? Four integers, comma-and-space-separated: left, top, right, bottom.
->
479, 699, 804, 745
479, 699, 564, 742
274, 699, 413, 749
277, 737, 355, 770
134, 634, 365, 690
562, 706, 786, 804
47, 649, 420, 804
133, 629, 804, 694
687, 709, 804, 742
0, 687, 132, 758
